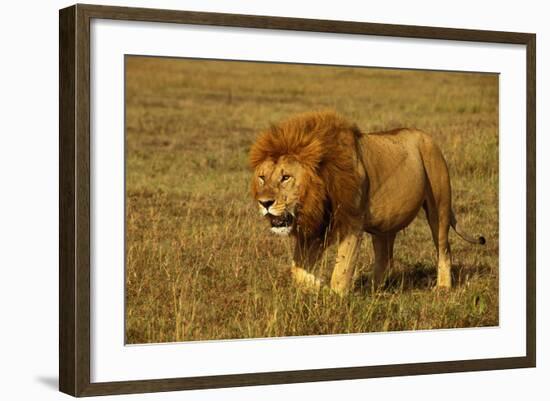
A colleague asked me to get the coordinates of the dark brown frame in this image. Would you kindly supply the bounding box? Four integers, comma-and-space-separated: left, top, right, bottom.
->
59, 3, 536, 397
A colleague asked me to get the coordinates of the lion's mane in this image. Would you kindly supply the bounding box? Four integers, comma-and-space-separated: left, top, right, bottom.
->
249, 111, 363, 240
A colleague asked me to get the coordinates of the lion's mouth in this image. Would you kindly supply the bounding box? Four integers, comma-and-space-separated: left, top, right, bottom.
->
268, 213, 294, 228
263, 211, 295, 236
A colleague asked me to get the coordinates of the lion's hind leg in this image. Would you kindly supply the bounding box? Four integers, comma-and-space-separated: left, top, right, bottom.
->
419, 135, 453, 289
423, 197, 452, 288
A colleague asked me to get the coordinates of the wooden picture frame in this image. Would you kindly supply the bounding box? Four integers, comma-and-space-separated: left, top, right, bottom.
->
59, 3, 536, 397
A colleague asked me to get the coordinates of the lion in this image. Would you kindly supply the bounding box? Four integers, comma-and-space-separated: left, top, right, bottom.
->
250, 111, 485, 294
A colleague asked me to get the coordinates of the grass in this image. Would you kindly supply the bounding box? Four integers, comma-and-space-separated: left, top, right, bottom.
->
125, 56, 499, 344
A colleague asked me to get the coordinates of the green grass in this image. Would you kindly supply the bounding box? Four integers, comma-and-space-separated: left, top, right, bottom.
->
125, 56, 499, 344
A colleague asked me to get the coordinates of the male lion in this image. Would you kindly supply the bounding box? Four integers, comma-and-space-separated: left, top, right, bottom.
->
250, 111, 485, 294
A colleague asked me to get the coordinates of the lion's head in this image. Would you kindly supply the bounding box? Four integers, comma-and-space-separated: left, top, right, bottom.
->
249, 111, 363, 240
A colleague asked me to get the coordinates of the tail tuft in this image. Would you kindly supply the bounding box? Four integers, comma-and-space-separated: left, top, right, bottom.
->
451, 210, 486, 246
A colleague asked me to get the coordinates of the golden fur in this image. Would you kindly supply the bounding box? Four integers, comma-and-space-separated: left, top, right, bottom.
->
250, 111, 485, 293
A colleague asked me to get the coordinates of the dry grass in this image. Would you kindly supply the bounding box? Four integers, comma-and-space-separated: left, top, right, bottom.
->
125, 56, 499, 344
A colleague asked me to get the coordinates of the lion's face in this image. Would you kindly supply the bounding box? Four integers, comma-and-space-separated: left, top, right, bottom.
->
252, 156, 309, 236
250, 111, 362, 240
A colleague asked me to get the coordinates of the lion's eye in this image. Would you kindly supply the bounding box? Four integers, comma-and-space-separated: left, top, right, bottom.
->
281, 175, 291, 182
258, 175, 265, 184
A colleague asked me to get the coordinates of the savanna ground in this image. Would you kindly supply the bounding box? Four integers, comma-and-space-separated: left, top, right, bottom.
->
125, 56, 498, 344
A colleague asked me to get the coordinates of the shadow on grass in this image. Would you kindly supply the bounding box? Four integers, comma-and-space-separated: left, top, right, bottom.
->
354, 262, 493, 294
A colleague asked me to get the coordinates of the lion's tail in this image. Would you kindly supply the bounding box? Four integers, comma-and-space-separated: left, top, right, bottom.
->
450, 211, 486, 245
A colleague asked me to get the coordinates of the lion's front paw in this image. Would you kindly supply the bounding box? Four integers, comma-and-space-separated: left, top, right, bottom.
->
291, 266, 322, 292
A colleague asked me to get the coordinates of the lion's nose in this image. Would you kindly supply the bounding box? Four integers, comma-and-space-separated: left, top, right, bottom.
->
259, 199, 275, 210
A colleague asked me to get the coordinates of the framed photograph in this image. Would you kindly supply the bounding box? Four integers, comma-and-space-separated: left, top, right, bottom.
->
59, 4, 536, 397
